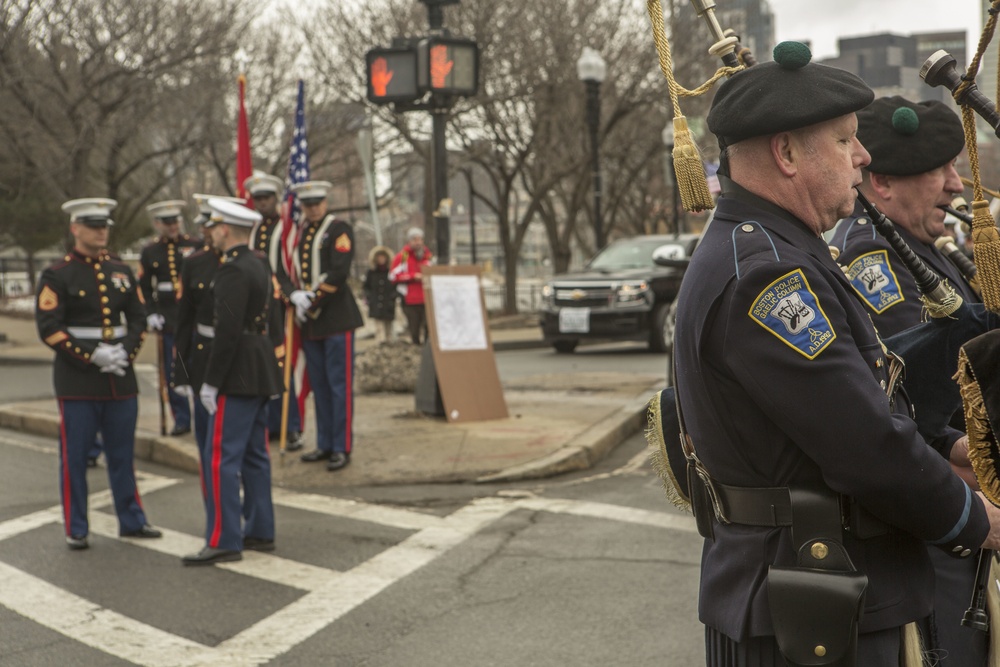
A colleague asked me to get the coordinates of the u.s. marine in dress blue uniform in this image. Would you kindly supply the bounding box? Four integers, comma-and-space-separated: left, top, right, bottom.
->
832, 96, 988, 666
139, 200, 202, 436
181, 198, 283, 565
673, 43, 998, 666
245, 173, 303, 450
35, 198, 162, 550
289, 180, 364, 472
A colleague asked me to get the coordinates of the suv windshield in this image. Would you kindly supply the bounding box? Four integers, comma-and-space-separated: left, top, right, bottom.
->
588, 238, 677, 270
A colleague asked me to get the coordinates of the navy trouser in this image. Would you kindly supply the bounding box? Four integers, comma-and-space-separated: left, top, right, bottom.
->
161, 332, 190, 430
58, 397, 148, 537
202, 395, 274, 552
302, 331, 354, 454
266, 372, 301, 435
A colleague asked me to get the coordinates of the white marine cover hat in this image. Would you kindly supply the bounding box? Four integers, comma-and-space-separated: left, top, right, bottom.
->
62, 198, 117, 225
193, 193, 246, 215
204, 197, 262, 229
290, 180, 332, 202
146, 199, 188, 221
244, 173, 284, 197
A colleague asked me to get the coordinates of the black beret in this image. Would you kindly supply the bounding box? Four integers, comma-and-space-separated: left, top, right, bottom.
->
707, 42, 874, 147
857, 96, 965, 176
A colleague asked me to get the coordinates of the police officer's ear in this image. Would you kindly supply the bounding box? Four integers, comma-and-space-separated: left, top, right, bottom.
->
771, 131, 800, 177
867, 172, 894, 201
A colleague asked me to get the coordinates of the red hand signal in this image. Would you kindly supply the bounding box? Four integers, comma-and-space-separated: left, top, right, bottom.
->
372, 57, 394, 97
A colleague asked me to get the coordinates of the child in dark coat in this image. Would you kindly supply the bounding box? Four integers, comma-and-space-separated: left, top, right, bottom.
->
363, 246, 397, 344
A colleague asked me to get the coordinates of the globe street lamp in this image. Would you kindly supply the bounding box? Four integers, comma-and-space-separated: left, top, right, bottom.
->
577, 47, 606, 250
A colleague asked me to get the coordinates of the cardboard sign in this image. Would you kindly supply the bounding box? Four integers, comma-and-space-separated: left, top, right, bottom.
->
423, 266, 508, 423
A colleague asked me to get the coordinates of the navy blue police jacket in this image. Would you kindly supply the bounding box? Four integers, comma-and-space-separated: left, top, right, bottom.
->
830, 210, 981, 338
172, 246, 221, 391
35, 250, 146, 399
138, 234, 202, 333
203, 245, 282, 397
294, 215, 364, 340
673, 182, 988, 641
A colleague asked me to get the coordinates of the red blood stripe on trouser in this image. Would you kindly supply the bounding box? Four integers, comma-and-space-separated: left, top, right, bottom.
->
208, 396, 227, 548
58, 400, 71, 535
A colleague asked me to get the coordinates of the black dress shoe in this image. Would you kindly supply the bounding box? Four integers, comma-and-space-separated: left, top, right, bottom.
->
169, 425, 191, 437
284, 432, 304, 452
300, 449, 332, 462
121, 525, 163, 539
243, 537, 276, 552
66, 534, 89, 550
181, 547, 242, 566
326, 452, 350, 471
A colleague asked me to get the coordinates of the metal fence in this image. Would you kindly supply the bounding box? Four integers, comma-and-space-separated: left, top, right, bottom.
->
480, 283, 545, 314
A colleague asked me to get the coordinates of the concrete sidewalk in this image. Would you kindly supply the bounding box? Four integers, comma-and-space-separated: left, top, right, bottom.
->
0, 311, 660, 487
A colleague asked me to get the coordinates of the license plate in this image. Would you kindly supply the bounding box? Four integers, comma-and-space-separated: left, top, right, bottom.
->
558, 307, 590, 333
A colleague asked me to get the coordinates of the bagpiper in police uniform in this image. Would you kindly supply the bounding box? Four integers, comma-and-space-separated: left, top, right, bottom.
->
244, 173, 304, 452
36, 198, 163, 550
138, 200, 202, 436
289, 181, 363, 472
182, 198, 283, 565
832, 96, 988, 666
669, 42, 1000, 665
171, 194, 241, 457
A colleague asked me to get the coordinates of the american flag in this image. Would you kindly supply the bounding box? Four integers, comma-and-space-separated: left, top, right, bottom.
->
284, 79, 311, 229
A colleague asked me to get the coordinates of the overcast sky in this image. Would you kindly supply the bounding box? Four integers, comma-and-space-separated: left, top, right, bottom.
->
769, 0, 982, 61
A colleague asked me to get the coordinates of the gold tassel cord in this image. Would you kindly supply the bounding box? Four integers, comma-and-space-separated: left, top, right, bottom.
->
956, 349, 1000, 507
645, 392, 692, 511
646, 0, 734, 212
952, 1, 1000, 313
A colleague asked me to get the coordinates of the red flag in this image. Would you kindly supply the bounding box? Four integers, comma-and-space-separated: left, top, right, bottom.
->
236, 74, 254, 206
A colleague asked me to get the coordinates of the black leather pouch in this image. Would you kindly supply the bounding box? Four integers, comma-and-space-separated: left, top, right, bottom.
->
767, 566, 868, 666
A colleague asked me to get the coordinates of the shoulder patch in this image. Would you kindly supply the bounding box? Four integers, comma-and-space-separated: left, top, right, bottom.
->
335, 232, 351, 252
843, 250, 905, 314
749, 269, 836, 359
38, 285, 59, 311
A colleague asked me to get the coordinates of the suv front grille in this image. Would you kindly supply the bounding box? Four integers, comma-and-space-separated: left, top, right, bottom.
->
554, 286, 613, 308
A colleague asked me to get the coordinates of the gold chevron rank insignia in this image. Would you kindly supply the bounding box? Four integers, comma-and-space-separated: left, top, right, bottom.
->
335, 233, 351, 252
39, 286, 58, 311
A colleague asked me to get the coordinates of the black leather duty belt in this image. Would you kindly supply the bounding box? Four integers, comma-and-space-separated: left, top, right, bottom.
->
713, 482, 889, 539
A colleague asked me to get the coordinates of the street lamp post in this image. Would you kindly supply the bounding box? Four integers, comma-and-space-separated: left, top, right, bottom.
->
577, 47, 606, 251
662, 123, 682, 235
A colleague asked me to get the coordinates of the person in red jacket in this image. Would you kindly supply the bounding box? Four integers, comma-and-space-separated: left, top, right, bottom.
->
390, 228, 433, 344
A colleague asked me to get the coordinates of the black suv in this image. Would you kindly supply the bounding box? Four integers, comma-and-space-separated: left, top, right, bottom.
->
539, 234, 699, 353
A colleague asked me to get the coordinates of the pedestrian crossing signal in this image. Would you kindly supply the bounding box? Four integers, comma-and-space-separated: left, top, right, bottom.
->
418, 38, 478, 96
365, 48, 420, 104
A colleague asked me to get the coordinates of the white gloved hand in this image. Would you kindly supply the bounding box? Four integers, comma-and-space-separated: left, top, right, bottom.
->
174, 385, 193, 399
200, 384, 219, 415
290, 290, 315, 309
91, 342, 120, 369
147, 313, 165, 331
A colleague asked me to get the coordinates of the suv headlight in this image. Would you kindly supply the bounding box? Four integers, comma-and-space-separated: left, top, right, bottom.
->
616, 280, 649, 304
542, 283, 554, 305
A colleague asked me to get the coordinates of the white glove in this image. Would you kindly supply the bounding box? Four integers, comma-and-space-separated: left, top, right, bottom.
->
91, 342, 127, 375
147, 313, 165, 331
290, 290, 315, 310
200, 384, 219, 415
174, 385, 193, 399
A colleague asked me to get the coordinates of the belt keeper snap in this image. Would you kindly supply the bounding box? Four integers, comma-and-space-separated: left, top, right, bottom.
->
810, 541, 829, 560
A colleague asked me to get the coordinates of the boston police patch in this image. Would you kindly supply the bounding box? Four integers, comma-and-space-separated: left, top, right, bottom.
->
843, 250, 904, 314
749, 269, 836, 359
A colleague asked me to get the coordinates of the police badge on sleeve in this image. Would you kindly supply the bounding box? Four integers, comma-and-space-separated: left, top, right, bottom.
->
749, 269, 836, 359
843, 250, 904, 314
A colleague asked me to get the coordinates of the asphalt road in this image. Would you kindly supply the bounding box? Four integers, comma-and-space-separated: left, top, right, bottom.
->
0, 422, 703, 666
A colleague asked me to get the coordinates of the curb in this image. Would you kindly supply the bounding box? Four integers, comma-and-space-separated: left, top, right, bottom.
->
475, 380, 661, 484
0, 403, 202, 474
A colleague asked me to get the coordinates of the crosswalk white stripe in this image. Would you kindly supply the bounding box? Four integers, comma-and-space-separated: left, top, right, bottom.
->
514, 496, 699, 533
0, 561, 208, 666
271, 487, 444, 530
